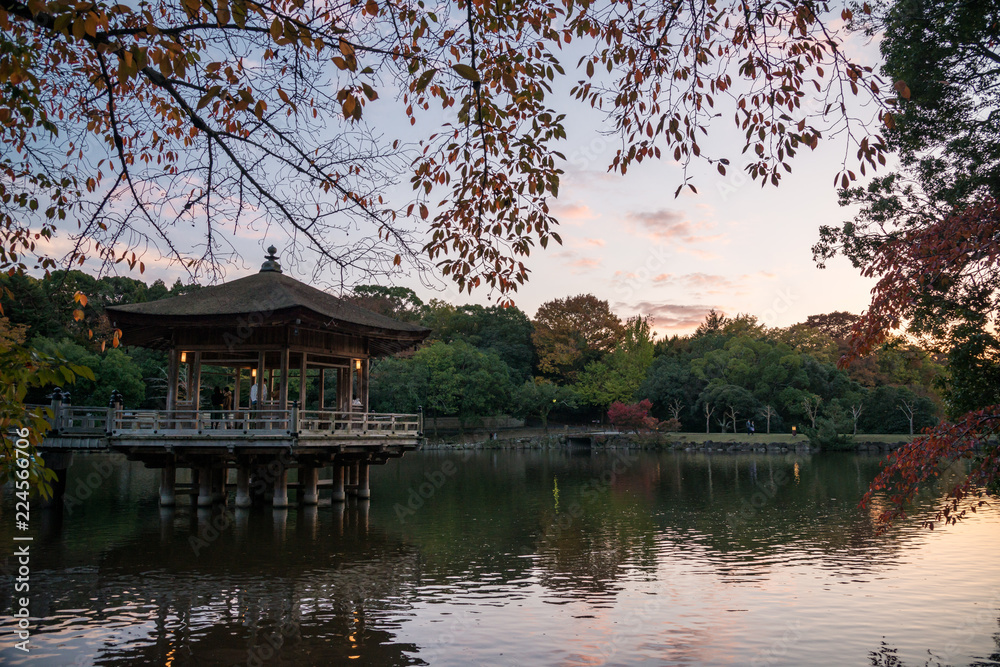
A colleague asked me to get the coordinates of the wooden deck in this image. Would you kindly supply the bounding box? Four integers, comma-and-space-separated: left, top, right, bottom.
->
36, 405, 423, 456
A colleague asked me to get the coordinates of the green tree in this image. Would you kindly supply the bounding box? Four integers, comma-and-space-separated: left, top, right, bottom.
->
423, 302, 534, 383
514, 379, 578, 431
636, 356, 703, 427
573, 316, 654, 411
859, 385, 937, 435
349, 285, 425, 322
370, 341, 514, 433
0, 318, 93, 496
30, 337, 145, 407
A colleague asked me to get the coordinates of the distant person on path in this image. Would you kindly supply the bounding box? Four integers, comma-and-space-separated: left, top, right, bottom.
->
746, 419, 753, 436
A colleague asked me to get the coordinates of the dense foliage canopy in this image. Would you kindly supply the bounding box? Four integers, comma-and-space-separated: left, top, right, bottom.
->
810, 0, 1000, 530
4, 275, 945, 440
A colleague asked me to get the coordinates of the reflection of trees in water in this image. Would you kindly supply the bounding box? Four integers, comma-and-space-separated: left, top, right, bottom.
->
0, 503, 426, 666
513, 451, 988, 600
648, 452, 981, 574
868, 628, 1000, 667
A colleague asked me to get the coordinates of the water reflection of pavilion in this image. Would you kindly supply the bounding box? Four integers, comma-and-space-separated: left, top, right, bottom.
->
40, 248, 430, 510
0, 504, 426, 666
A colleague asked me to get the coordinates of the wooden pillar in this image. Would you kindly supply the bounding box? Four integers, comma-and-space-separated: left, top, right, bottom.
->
301, 466, 319, 505
318, 368, 325, 410
357, 461, 370, 499
39, 452, 72, 509
361, 358, 369, 412
278, 347, 289, 411
235, 465, 252, 508
166, 349, 179, 411
331, 464, 345, 502
338, 367, 351, 412
233, 367, 242, 410
299, 353, 308, 409
191, 351, 203, 411
348, 461, 359, 496
212, 466, 226, 504
188, 468, 200, 505
159, 464, 176, 507
197, 465, 213, 507
272, 464, 289, 508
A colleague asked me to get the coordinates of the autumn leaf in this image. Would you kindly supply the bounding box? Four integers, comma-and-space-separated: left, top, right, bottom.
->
451, 63, 480, 83
415, 69, 437, 91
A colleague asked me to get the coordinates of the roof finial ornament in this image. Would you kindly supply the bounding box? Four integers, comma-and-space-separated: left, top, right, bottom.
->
260, 245, 282, 273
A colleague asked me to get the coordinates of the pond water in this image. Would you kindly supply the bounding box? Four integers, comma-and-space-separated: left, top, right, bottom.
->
1, 449, 999, 666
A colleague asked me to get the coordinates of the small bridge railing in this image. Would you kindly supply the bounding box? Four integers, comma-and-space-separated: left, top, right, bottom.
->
298, 410, 422, 436
61, 407, 112, 434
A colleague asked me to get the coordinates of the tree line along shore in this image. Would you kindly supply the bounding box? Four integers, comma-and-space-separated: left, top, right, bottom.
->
6, 273, 942, 449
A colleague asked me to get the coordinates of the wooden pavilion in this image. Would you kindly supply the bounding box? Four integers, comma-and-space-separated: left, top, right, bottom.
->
101, 247, 431, 508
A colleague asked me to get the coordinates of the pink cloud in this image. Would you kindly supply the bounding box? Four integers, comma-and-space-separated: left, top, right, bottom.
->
644, 272, 740, 296
617, 302, 721, 332
569, 236, 607, 249
567, 257, 602, 272
550, 202, 598, 226
625, 209, 723, 245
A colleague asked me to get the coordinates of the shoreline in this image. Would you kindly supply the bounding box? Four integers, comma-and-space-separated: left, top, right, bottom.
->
419, 429, 916, 454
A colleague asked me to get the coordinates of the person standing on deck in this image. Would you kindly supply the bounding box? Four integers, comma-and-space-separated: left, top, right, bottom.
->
222, 386, 233, 429
250, 382, 268, 409
211, 386, 225, 428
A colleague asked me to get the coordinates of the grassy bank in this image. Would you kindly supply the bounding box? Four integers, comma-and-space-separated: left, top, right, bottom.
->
424, 428, 917, 449
666, 432, 916, 445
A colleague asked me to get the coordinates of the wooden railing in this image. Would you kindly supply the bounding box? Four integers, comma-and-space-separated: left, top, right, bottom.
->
113, 408, 292, 434
32, 402, 422, 440
297, 410, 421, 436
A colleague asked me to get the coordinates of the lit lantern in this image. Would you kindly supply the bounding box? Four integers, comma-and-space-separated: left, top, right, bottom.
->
180, 351, 187, 363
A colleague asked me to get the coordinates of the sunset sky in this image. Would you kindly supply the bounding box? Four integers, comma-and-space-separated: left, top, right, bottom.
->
396, 77, 883, 336
39, 18, 885, 338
